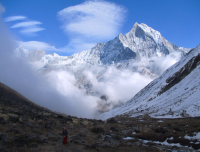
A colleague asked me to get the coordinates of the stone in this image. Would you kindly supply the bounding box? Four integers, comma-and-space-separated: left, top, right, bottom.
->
104, 136, 112, 141
154, 127, 168, 134
57, 114, 64, 119
112, 135, 123, 140
91, 127, 104, 133
44, 122, 51, 129
98, 143, 111, 148
122, 129, 132, 134
51, 142, 57, 145
38, 135, 48, 143
14, 128, 19, 134
48, 136, 61, 142
110, 126, 119, 132
27, 135, 38, 142
69, 135, 82, 140
107, 118, 118, 123
9, 116, 19, 123
27, 121, 34, 128
6, 128, 13, 133
13, 135, 28, 147
71, 140, 83, 145
29, 144, 38, 148
0, 132, 7, 141
65, 117, 72, 122
1, 120, 8, 124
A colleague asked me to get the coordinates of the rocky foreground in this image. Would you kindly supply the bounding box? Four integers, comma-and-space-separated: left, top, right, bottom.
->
0, 82, 200, 152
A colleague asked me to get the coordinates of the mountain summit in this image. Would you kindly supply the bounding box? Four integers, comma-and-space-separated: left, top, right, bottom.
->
17, 23, 189, 76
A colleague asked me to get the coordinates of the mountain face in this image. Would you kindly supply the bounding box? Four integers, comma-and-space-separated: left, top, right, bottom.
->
16, 23, 191, 113
100, 45, 200, 120
17, 23, 189, 78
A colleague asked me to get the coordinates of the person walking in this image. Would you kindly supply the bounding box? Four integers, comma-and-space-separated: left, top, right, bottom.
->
62, 127, 68, 145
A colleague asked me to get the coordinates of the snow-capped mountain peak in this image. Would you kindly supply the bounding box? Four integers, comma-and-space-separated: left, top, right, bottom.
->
138, 23, 162, 43
15, 23, 192, 113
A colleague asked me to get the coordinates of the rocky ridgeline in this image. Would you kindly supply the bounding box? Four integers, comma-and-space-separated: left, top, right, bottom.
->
0, 82, 200, 151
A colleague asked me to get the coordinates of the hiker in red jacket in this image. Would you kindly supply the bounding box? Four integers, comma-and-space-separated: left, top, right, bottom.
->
62, 127, 68, 145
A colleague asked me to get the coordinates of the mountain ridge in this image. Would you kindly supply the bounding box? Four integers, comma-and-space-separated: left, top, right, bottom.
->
100, 44, 200, 120
16, 23, 190, 77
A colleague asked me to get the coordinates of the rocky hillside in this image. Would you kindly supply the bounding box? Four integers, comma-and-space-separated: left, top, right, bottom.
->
0, 82, 200, 151
101, 44, 200, 120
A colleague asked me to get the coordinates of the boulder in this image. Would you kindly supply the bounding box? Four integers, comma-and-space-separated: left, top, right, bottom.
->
107, 118, 118, 123
14, 128, 20, 134
91, 127, 104, 133
0, 132, 7, 141
69, 135, 82, 141
9, 116, 19, 123
27, 121, 34, 128
13, 135, 28, 147
38, 135, 48, 143
110, 126, 119, 132
98, 143, 111, 148
6, 128, 13, 133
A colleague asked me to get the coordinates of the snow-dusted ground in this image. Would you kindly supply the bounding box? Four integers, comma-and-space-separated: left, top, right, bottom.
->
122, 135, 200, 151
185, 132, 200, 142
100, 45, 200, 120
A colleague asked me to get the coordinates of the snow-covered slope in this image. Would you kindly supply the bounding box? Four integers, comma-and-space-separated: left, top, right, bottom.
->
17, 23, 189, 79
100, 45, 200, 120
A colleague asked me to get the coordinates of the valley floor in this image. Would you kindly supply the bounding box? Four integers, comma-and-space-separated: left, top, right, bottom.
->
0, 82, 200, 152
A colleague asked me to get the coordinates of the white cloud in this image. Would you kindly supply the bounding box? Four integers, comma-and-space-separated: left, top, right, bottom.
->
58, 0, 126, 39
61, 38, 96, 53
83, 66, 152, 112
4, 16, 27, 22
20, 27, 45, 36
10, 21, 44, 36
57, 0, 126, 53
45, 71, 98, 117
5, 15, 44, 36
18, 40, 90, 54
18, 41, 57, 51
130, 52, 182, 76
11, 21, 42, 28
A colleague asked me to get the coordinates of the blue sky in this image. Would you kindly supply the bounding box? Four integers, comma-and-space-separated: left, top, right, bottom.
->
0, 0, 200, 56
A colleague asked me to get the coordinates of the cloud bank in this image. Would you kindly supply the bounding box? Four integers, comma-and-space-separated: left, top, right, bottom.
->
83, 66, 152, 112
0, 15, 98, 118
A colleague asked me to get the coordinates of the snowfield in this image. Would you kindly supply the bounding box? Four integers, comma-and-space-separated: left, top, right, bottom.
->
100, 45, 200, 120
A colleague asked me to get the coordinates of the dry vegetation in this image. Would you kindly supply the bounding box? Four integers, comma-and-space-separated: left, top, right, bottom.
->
0, 82, 200, 152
